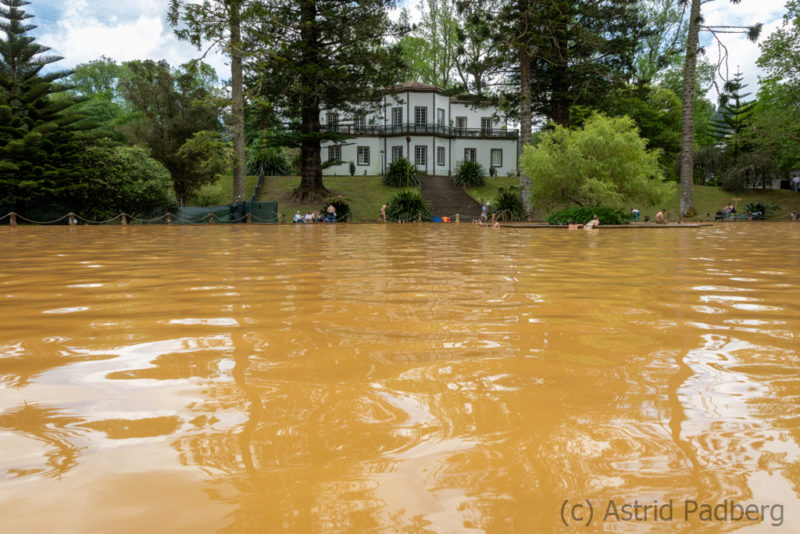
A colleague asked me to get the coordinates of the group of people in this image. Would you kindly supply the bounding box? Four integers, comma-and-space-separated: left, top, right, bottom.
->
714, 203, 737, 221
568, 214, 600, 230
631, 208, 666, 223
293, 205, 337, 224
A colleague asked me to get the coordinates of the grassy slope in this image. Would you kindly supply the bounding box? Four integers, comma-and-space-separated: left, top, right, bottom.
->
219, 174, 260, 203
247, 174, 800, 222
256, 176, 399, 222
660, 185, 800, 221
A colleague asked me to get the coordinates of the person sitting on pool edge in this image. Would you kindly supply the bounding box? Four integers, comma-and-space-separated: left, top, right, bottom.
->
584, 214, 600, 229
655, 209, 666, 223
293, 211, 305, 223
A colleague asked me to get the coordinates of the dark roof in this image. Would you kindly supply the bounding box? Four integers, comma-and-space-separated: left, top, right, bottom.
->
392, 81, 446, 93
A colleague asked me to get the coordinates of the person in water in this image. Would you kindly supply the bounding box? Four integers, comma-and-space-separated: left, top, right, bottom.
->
584, 214, 599, 229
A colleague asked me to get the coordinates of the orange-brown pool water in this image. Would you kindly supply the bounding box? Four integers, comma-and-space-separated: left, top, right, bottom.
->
1, 224, 799, 533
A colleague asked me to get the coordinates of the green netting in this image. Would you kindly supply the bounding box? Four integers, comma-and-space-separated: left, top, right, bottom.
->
1, 201, 279, 225
249, 201, 278, 223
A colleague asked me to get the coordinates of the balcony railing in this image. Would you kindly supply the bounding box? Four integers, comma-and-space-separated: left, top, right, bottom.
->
321, 123, 518, 139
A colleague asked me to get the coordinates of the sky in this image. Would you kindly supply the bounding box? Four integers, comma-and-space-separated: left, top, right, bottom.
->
21, 0, 791, 102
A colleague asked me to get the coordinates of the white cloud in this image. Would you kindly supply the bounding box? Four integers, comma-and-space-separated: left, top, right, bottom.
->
697, 0, 786, 99
32, 0, 229, 78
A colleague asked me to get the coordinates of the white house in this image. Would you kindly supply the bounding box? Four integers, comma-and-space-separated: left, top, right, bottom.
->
319, 81, 519, 177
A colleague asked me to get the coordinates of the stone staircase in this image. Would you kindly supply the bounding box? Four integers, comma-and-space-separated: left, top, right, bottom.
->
419, 175, 482, 221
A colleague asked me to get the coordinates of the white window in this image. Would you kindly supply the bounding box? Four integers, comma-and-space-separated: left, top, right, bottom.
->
357, 146, 370, 166
437, 108, 445, 126
353, 113, 366, 132
491, 149, 502, 167
328, 145, 341, 162
391, 146, 403, 162
437, 146, 446, 167
392, 107, 403, 126
327, 112, 339, 132
415, 145, 427, 167
481, 117, 492, 133
464, 148, 476, 163
415, 106, 427, 126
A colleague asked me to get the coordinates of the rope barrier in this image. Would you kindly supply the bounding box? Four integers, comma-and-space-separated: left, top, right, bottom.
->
0, 210, 279, 225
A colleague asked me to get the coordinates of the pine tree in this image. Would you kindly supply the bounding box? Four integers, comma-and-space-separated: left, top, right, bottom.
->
248, 0, 405, 201
711, 70, 756, 160
0, 0, 87, 212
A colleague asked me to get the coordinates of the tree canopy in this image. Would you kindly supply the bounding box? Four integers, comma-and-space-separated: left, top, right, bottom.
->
522, 114, 673, 211
248, 0, 406, 200
0, 0, 90, 212
116, 59, 225, 201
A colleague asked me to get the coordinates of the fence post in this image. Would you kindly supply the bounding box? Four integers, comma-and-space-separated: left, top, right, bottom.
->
121, 213, 127, 226
346, 214, 350, 223
491, 213, 496, 224
166, 213, 172, 225
246, 213, 252, 224
68, 212, 77, 226
10, 212, 17, 226
281, 214, 286, 224
208, 213, 214, 225
455, 213, 460, 223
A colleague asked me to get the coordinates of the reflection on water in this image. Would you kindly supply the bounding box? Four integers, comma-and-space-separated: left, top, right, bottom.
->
1, 224, 799, 532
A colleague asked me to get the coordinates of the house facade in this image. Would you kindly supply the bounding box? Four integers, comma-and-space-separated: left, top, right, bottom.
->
319, 82, 519, 177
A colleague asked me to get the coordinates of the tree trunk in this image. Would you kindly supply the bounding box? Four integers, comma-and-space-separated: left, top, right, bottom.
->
229, 0, 246, 204
519, 46, 532, 147
294, 0, 329, 201
679, 0, 701, 217
519, 41, 533, 217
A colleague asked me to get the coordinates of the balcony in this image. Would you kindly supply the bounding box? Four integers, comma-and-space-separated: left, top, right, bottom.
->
321, 123, 518, 139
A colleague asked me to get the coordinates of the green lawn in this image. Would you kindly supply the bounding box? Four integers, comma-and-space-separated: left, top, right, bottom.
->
203, 174, 800, 223
659, 185, 800, 221
255, 175, 399, 222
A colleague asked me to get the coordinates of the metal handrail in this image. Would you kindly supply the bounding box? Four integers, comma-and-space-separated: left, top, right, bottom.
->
321, 123, 518, 138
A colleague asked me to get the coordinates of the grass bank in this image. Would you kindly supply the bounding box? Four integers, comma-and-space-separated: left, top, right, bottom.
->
202, 174, 800, 222
659, 185, 800, 221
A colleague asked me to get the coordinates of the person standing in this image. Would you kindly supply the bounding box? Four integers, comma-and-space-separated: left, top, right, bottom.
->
631, 208, 640, 222
379, 203, 387, 223
326, 204, 336, 223
792, 174, 800, 192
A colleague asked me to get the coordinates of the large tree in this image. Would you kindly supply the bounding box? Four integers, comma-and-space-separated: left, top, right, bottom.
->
399, 0, 460, 88
522, 114, 673, 211
117, 60, 225, 201
249, 0, 405, 200
168, 0, 256, 205
0, 0, 89, 212
677, 0, 760, 216
67, 57, 131, 143
751, 0, 800, 175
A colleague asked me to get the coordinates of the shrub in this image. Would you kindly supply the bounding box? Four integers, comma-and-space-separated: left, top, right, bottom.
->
452, 160, 486, 187
383, 158, 419, 187
320, 197, 351, 221
349, 161, 356, 176
744, 201, 778, 220
386, 189, 431, 222
246, 145, 291, 176
492, 186, 526, 221
75, 146, 176, 219
522, 113, 671, 210
547, 206, 629, 225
